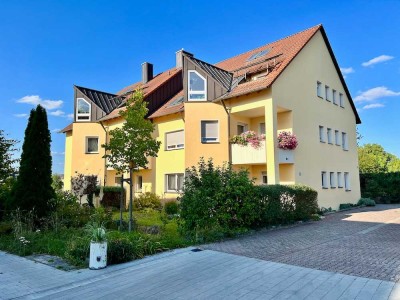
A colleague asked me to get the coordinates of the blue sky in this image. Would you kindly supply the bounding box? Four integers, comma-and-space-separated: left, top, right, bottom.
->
1, 0, 399, 174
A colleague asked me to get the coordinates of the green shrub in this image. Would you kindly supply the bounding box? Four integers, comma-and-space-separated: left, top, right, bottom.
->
134, 192, 162, 210
164, 201, 179, 215
0, 222, 12, 234
65, 237, 90, 267
360, 172, 400, 203
357, 198, 376, 206
339, 203, 357, 210
101, 186, 125, 209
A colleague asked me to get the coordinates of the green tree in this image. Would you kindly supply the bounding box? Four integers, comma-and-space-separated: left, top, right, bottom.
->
52, 174, 64, 192
12, 105, 55, 219
103, 89, 161, 231
358, 143, 400, 173
0, 130, 18, 182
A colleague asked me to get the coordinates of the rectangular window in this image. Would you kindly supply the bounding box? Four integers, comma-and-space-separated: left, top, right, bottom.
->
137, 175, 143, 192
115, 176, 122, 186
321, 171, 328, 188
319, 126, 325, 143
165, 130, 184, 150
165, 173, 184, 192
335, 130, 340, 146
342, 132, 348, 150
327, 128, 333, 144
330, 172, 336, 188
237, 123, 248, 135
332, 89, 337, 105
344, 172, 351, 191
188, 70, 207, 101
259, 123, 266, 135
325, 85, 330, 101
261, 171, 268, 185
339, 93, 344, 108
317, 81, 322, 97
86, 137, 99, 153
201, 120, 219, 143
76, 98, 91, 121
337, 172, 343, 188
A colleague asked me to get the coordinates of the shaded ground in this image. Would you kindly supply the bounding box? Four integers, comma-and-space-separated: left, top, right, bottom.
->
203, 204, 400, 282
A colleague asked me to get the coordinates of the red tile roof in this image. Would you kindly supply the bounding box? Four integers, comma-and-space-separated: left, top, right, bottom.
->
148, 91, 184, 119
60, 123, 72, 133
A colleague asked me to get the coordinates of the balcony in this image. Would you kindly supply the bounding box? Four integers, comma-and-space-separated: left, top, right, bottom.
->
231, 141, 294, 165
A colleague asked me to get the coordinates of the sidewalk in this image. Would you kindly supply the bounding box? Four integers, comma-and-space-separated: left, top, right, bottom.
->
1, 248, 399, 299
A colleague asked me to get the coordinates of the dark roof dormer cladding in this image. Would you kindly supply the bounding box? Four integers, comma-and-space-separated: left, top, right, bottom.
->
75, 85, 122, 114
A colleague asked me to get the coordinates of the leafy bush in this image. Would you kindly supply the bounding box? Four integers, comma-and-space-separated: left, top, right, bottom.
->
164, 201, 179, 215
339, 203, 357, 210
179, 159, 318, 241
101, 186, 125, 209
65, 237, 89, 267
360, 172, 400, 203
357, 198, 376, 207
134, 192, 162, 210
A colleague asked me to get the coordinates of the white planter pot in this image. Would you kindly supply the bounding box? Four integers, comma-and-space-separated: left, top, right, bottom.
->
89, 241, 107, 270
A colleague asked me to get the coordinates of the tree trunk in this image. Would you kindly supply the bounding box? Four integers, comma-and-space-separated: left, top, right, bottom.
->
119, 173, 124, 231
128, 167, 134, 232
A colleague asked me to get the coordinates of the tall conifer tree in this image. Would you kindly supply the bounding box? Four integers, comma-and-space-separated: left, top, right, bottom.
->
12, 105, 55, 218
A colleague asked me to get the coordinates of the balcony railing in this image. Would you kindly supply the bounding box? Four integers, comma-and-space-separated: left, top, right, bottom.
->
231, 141, 294, 165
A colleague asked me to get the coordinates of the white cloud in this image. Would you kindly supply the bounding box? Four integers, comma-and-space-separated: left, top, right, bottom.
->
49, 110, 65, 117
340, 67, 355, 75
354, 86, 400, 102
51, 151, 65, 156
13, 113, 28, 118
67, 114, 74, 119
363, 103, 385, 110
51, 128, 61, 133
362, 55, 394, 67
17, 95, 63, 110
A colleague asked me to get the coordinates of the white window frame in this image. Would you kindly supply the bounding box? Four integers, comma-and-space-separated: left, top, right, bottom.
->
330, 172, 336, 188
165, 130, 184, 151
332, 89, 337, 105
327, 128, 333, 144
261, 171, 268, 185
319, 126, 325, 143
342, 132, 348, 150
201, 120, 219, 143
115, 176, 122, 186
344, 172, 351, 191
188, 70, 207, 101
321, 171, 328, 189
76, 98, 91, 122
85, 136, 99, 154
317, 81, 322, 98
325, 85, 330, 101
335, 130, 340, 146
165, 173, 184, 193
339, 93, 344, 108
337, 172, 343, 188
237, 122, 248, 135
137, 175, 143, 192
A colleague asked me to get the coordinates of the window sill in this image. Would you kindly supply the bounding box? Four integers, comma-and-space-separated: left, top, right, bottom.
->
343, 149, 349, 151
317, 96, 324, 99
340, 106, 345, 109
345, 189, 351, 192
322, 187, 329, 189
338, 186, 343, 189
333, 103, 338, 106
165, 148, 184, 151
331, 187, 336, 189
165, 191, 182, 193
320, 141, 326, 143
202, 142, 220, 144
86, 152, 99, 154
328, 142, 333, 145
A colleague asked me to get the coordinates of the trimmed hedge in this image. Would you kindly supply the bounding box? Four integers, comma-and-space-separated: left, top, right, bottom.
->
360, 172, 400, 203
101, 187, 125, 209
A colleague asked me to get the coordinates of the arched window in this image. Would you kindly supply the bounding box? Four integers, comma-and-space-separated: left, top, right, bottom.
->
76, 98, 91, 121
188, 70, 206, 101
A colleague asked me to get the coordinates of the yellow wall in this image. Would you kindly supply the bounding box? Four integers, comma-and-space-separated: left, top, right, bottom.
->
63, 131, 73, 190
184, 102, 229, 168
272, 30, 361, 209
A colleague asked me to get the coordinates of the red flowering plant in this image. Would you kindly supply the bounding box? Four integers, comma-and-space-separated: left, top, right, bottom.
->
277, 131, 298, 150
230, 131, 266, 149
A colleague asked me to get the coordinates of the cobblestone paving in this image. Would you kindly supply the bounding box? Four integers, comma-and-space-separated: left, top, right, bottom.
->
203, 204, 400, 282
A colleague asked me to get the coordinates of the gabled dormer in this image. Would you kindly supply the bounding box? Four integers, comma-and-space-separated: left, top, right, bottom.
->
73, 85, 122, 122
177, 50, 233, 103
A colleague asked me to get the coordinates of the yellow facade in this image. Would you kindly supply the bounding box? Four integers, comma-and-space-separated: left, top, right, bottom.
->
63, 29, 360, 210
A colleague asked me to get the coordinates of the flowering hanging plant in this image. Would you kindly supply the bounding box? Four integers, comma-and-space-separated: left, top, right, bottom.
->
230, 131, 266, 149
277, 131, 298, 150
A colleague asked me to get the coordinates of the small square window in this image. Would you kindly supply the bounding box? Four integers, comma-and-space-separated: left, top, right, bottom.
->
115, 176, 122, 186
201, 120, 219, 143
237, 123, 248, 135
166, 173, 184, 192
137, 175, 143, 192
86, 137, 99, 153
261, 171, 268, 185
259, 123, 266, 135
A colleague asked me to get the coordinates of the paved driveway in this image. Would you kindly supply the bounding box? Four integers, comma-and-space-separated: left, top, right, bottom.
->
203, 204, 400, 282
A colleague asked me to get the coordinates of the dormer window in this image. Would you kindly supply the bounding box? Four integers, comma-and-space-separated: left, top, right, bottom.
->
188, 70, 206, 101
76, 98, 91, 121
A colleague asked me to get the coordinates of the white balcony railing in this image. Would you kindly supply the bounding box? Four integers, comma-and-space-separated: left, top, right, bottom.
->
231, 141, 294, 165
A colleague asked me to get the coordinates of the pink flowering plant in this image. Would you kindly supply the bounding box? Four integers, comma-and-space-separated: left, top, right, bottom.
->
230, 131, 266, 149
277, 131, 298, 150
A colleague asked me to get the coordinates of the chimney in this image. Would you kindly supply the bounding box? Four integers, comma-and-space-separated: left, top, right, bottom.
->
142, 62, 153, 84
176, 49, 194, 69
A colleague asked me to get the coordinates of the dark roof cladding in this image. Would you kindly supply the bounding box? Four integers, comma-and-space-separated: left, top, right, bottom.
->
75, 85, 123, 114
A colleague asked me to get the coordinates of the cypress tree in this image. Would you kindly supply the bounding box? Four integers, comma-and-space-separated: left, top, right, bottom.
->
12, 105, 55, 218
